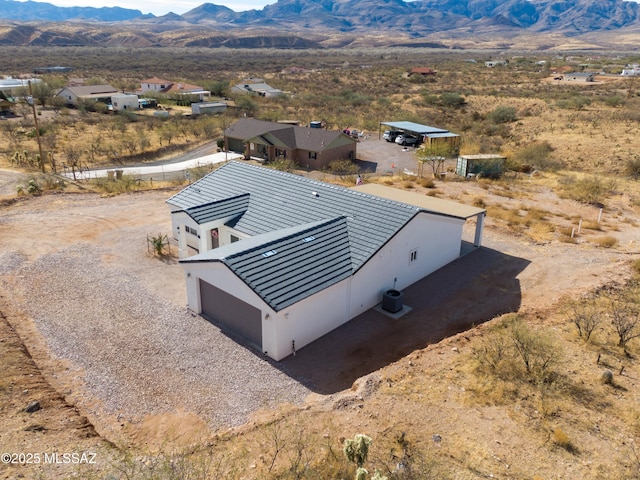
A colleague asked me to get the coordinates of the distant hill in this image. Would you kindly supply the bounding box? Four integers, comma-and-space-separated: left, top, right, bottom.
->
1, 0, 640, 49
0, 0, 146, 21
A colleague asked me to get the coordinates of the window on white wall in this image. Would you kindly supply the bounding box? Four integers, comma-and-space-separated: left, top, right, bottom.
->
410, 249, 418, 263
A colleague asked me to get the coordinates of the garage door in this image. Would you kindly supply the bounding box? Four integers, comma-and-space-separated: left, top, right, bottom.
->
199, 279, 262, 348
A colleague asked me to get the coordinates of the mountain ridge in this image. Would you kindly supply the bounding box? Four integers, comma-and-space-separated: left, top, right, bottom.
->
1, 0, 640, 50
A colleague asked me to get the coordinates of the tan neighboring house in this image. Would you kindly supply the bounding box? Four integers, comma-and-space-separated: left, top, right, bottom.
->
56, 85, 119, 106
224, 118, 357, 170
563, 72, 597, 82
140, 77, 210, 101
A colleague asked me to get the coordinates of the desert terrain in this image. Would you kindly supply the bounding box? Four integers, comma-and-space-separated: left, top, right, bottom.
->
1, 49, 640, 479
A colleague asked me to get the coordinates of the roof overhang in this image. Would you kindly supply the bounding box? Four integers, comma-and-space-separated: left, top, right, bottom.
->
352, 183, 485, 219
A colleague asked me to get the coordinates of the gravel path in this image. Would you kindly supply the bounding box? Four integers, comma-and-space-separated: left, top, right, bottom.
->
0, 193, 311, 434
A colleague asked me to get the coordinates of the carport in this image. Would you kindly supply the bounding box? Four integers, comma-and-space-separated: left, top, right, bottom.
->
379, 121, 449, 139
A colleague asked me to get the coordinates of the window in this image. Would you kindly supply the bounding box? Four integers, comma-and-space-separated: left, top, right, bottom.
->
230, 235, 240, 243
308, 151, 317, 160
410, 249, 418, 263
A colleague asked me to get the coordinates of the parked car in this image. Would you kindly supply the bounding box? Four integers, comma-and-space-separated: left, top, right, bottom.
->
383, 130, 402, 142
395, 134, 419, 146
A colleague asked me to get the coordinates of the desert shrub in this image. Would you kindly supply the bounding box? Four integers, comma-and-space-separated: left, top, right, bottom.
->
556, 96, 591, 110
632, 259, 640, 276
512, 141, 561, 171
558, 175, 616, 206
417, 177, 435, 188
626, 155, 640, 180
327, 158, 359, 177
440, 92, 465, 108
270, 157, 297, 172
473, 316, 559, 382
471, 196, 486, 208
552, 428, 576, 453
602, 94, 625, 107
488, 105, 516, 124
592, 235, 618, 248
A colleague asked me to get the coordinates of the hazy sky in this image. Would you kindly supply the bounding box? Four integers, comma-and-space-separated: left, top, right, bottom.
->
40, 0, 275, 16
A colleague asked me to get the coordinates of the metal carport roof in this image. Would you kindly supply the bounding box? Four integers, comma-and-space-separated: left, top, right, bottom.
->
380, 121, 448, 135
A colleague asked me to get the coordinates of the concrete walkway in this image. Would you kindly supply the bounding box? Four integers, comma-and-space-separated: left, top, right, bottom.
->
60, 151, 243, 181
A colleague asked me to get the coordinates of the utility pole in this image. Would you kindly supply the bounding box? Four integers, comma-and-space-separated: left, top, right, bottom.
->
28, 80, 46, 173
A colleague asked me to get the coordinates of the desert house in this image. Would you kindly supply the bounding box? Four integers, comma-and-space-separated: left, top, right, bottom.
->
408, 67, 437, 76
167, 161, 486, 361
56, 84, 119, 107
563, 72, 597, 82
140, 77, 210, 102
224, 118, 357, 169
231, 78, 283, 97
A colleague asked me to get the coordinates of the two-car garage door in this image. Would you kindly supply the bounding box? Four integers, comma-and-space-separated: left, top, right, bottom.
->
199, 279, 262, 349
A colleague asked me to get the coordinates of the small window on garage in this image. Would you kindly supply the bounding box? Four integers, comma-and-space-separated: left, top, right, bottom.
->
308, 151, 317, 160
410, 249, 418, 263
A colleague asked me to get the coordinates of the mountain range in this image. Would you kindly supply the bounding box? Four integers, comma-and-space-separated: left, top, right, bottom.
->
1, 0, 640, 49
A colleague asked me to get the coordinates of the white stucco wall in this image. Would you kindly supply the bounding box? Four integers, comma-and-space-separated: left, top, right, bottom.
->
179, 212, 466, 361
348, 212, 464, 318
268, 278, 350, 360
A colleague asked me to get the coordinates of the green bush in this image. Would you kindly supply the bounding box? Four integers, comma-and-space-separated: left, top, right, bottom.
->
488, 106, 517, 124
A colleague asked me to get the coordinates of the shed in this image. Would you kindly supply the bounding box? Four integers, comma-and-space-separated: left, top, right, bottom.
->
191, 102, 227, 115
167, 162, 486, 360
456, 154, 506, 178
111, 94, 139, 111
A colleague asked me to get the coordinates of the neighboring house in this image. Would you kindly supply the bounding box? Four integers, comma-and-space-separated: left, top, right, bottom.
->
56, 84, 119, 106
456, 154, 506, 178
563, 72, 596, 82
111, 94, 139, 111
621, 66, 640, 76
0, 98, 15, 116
191, 101, 227, 116
485, 60, 508, 67
140, 77, 210, 102
224, 118, 357, 170
167, 161, 486, 361
408, 67, 437, 76
231, 79, 283, 97
0, 77, 41, 95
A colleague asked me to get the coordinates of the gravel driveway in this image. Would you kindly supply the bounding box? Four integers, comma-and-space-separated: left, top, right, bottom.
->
0, 191, 311, 434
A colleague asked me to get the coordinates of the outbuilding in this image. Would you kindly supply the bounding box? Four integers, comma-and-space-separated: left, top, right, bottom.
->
168, 161, 485, 361
456, 154, 506, 178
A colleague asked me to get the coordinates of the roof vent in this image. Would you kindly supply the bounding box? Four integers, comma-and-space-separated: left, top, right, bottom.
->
311, 191, 319, 197
302, 236, 315, 243
262, 250, 277, 258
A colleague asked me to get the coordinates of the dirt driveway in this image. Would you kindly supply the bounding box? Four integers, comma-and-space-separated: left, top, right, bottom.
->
0, 172, 637, 449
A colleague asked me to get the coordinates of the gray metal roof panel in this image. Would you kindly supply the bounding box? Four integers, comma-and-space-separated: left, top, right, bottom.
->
182, 193, 250, 224
182, 217, 353, 311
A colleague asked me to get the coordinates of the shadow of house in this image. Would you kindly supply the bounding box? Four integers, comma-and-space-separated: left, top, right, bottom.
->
278, 246, 530, 394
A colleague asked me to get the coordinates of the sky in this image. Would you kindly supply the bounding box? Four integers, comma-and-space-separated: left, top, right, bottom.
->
38, 0, 275, 16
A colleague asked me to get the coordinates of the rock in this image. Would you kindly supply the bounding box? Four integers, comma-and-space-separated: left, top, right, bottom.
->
432, 434, 442, 444
601, 370, 614, 385
25, 401, 41, 413
24, 424, 46, 432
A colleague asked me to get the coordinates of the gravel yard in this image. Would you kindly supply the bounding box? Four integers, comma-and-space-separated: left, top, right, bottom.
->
0, 191, 311, 440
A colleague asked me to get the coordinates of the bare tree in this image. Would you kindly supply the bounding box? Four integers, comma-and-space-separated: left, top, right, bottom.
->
610, 295, 640, 350
64, 145, 83, 180
415, 143, 452, 178
568, 298, 601, 341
